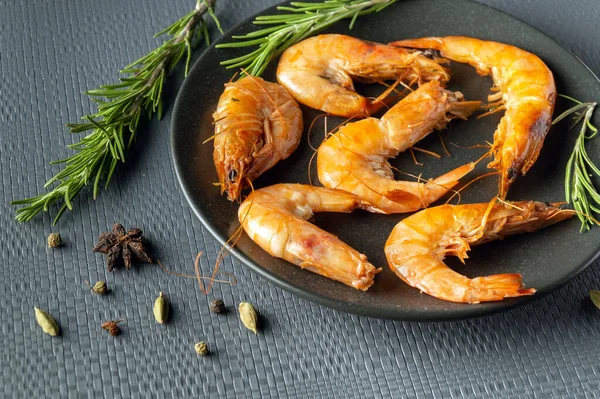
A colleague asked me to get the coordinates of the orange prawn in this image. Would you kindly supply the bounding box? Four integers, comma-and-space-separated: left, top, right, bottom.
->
212, 76, 303, 201
277, 34, 450, 118
238, 184, 383, 290
385, 200, 574, 303
317, 80, 480, 213
391, 36, 556, 198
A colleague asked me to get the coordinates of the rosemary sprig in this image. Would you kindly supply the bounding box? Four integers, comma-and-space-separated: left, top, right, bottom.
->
552, 94, 600, 231
12, 0, 221, 224
216, 0, 399, 77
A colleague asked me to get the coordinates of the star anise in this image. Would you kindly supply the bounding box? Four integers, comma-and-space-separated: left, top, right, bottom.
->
93, 223, 153, 272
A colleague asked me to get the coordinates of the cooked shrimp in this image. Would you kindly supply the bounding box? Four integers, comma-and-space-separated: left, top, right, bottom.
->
212, 76, 303, 201
385, 201, 574, 303
391, 36, 556, 198
276, 34, 450, 118
317, 80, 480, 213
238, 184, 383, 290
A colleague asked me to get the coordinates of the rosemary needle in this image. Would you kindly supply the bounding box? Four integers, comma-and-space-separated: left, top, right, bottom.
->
12, 0, 221, 224
216, 0, 399, 77
552, 94, 600, 231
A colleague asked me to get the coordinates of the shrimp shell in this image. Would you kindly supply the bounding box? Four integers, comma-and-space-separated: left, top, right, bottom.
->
238, 184, 383, 290
385, 201, 574, 303
277, 34, 450, 118
391, 36, 556, 198
317, 80, 481, 213
213, 76, 303, 201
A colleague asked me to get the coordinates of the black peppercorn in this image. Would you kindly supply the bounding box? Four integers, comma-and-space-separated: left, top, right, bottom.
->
209, 299, 225, 314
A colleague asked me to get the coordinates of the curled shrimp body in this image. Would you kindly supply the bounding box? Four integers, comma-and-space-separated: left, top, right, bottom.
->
276, 34, 450, 118
385, 201, 574, 303
238, 184, 383, 290
213, 76, 303, 201
317, 81, 480, 213
391, 36, 556, 198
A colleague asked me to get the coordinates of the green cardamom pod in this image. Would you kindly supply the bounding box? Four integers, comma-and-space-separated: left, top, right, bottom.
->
153, 291, 169, 324
34, 307, 60, 336
591, 290, 600, 309
238, 302, 259, 334
194, 341, 208, 356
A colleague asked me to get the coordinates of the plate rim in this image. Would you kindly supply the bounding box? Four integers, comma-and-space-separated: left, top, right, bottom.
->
170, 0, 600, 321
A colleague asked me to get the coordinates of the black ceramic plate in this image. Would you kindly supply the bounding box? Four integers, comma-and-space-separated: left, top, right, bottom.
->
171, 0, 600, 321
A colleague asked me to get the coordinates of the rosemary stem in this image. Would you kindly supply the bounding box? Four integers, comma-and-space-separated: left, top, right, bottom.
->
216, 0, 399, 77
12, 0, 220, 224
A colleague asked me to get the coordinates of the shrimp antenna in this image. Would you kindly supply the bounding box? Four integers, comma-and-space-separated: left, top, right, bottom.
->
473, 149, 493, 167
155, 256, 236, 285
554, 208, 597, 224
202, 178, 255, 294
413, 146, 442, 159
449, 141, 492, 150
306, 113, 356, 185
307, 145, 319, 187
444, 171, 499, 205
495, 197, 524, 211
409, 148, 423, 166
240, 69, 287, 124
408, 146, 442, 166
367, 72, 408, 113
378, 78, 414, 97
438, 131, 451, 157
307, 114, 328, 152
229, 70, 240, 83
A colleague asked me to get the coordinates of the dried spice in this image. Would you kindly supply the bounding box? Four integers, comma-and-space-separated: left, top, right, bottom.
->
209, 299, 225, 314
591, 290, 600, 309
238, 302, 259, 334
93, 223, 152, 272
47, 233, 62, 248
101, 319, 124, 336
86, 280, 108, 295
194, 341, 208, 356
153, 292, 169, 324
34, 307, 60, 336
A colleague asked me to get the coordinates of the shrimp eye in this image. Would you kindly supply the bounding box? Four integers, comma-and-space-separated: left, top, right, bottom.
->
228, 169, 238, 182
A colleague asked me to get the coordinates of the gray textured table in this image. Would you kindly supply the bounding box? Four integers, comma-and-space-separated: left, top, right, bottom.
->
2, 1, 600, 397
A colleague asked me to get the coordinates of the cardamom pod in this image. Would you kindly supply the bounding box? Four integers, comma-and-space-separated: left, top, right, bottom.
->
591, 290, 600, 309
91, 280, 108, 295
34, 307, 60, 336
153, 291, 169, 324
238, 302, 259, 334
194, 341, 208, 356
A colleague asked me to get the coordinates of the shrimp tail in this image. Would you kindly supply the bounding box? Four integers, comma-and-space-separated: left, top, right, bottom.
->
389, 38, 443, 51
447, 100, 482, 120
466, 274, 536, 303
